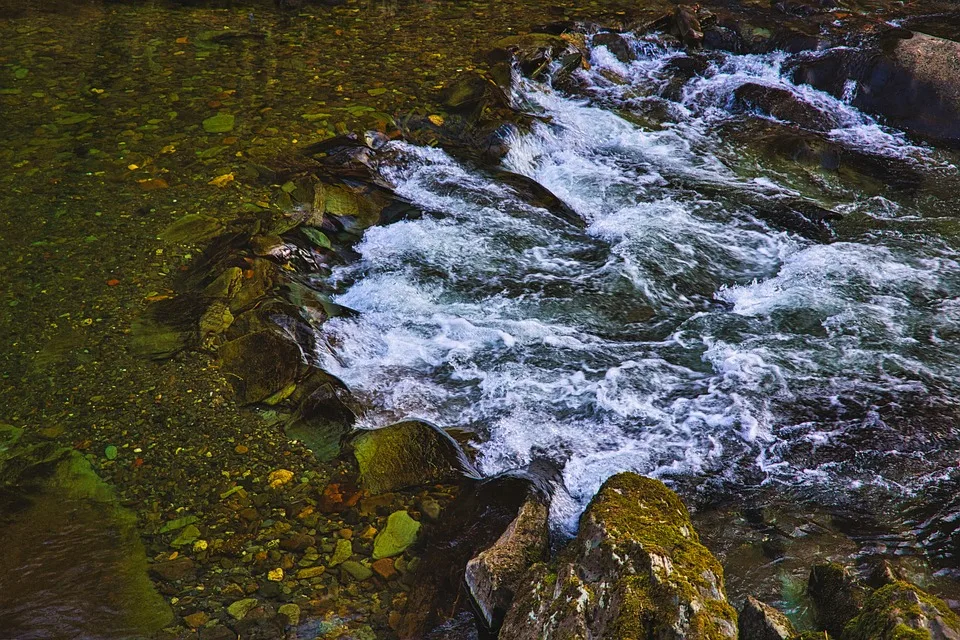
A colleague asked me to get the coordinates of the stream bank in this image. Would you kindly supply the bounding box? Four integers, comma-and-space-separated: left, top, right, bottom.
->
4, 0, 960, 638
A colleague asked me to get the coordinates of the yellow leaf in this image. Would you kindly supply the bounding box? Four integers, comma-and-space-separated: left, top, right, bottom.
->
208, 173, 235, 188
428, 114, 444, 126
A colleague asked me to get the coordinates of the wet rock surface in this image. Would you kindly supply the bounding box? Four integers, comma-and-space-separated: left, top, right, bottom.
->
500, 472, 737, 640
351, 420, 480, 494
5, 0, 960, 638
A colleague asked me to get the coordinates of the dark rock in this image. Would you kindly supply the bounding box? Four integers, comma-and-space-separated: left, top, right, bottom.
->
844, 581, 960, 640
398, 470, 551, 638
149, 557, 197, 582
808, 562, 867, 638
592, 31, 635, 63
738, 596, 796, 640
790, 31, 960, 148
465, 495, 549, 630
500, 473, 737, 640
284, 369, 355, 462
218, 330, 302, 404
733, 82, 838, 131
350, 420, 479, 494
279, 532, 315, 552
490, 33, 584, 82
675, 5, 704, 48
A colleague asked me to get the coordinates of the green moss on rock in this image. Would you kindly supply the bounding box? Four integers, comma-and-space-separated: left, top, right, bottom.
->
351, 420, 477, 494
843, 581, 960, 640
499, 472, 737, 640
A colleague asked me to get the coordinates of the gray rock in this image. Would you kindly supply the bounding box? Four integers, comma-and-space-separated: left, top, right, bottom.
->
738, 596, 796, 640
465, 497, 548, 629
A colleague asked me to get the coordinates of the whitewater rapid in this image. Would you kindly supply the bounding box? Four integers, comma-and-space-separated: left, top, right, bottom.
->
313, 35, 960, 533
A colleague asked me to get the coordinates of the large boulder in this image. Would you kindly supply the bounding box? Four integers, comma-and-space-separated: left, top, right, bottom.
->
350, 420, 479, 494
499, 472, 737, 640
843, 581, 960, 640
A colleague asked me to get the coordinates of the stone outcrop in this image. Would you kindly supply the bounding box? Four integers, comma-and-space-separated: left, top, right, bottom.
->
843, 581, 960, 640
790, 29, 960, 148
465, 496, 550, 629
499, 472, 737, 640
808, 562, 867, 638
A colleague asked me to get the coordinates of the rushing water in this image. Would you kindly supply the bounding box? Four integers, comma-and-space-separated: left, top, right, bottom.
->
315, 35, 960, 540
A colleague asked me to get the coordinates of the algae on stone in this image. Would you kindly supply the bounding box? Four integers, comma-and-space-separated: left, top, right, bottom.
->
351, 420, 478, 494
843, 581, 960, 640
373, 510, 421, 559
500, 472, 737, 640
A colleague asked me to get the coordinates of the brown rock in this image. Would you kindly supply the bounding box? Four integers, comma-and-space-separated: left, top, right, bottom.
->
738, 596, 795, 640
218, 330, 302, 404
372, 558, 398, 580
184, 611, 210, 629
465, 497, 549, 629
280, 532, 315, 552
149, 557, 196, 582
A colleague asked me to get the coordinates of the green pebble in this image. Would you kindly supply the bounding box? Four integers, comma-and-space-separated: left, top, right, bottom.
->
202, 112, 235, 133
104, 445, 118, 460
373, 511, 421, 559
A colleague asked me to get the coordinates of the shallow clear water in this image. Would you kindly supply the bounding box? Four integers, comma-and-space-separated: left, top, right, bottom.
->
314, 36, 960, 537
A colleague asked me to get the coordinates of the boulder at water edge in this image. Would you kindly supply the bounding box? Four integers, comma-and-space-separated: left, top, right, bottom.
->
499, 472, 737, 640
843, 581, 960, 640
350, 420, 479, 494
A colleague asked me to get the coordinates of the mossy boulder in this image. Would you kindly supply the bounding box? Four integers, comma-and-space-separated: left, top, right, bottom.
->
843, 581, 960, 640
500, 472, 737, 640
350, 420, 479, 494
808, 562, 867, 638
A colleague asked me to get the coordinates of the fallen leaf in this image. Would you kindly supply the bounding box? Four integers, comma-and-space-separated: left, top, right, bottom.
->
428, 114, 444, 126
208, 172, 235, 188
106, 278, 120, 286
176, 36, 189, 44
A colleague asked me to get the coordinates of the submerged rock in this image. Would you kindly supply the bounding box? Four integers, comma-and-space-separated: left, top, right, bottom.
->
350, 420, 479, 494
500, 472, 737, 640
284, 368, 355, 462
218, 330, 303, 404
373, 510, 421, 559
739, 596, 797, 640
808, 562, 867, 638
733, 82, 838, 131
843, 581, 960, 640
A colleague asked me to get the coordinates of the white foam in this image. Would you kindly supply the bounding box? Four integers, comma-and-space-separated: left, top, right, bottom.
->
313, 39, 960, 529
